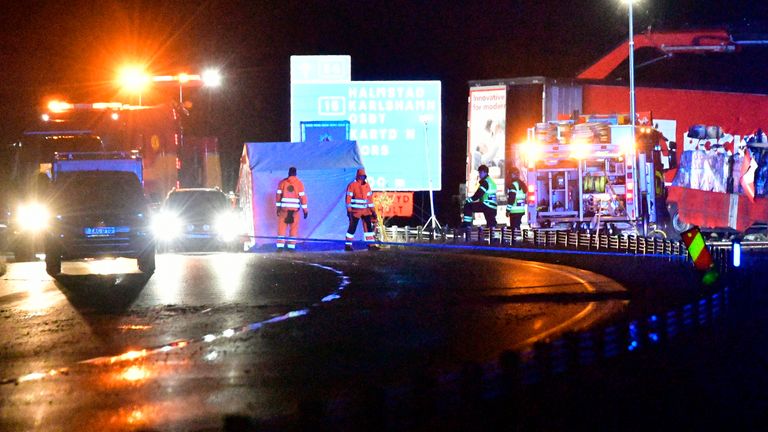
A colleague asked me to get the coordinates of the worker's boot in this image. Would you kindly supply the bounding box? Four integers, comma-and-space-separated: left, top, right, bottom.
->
344, 245, 354, 252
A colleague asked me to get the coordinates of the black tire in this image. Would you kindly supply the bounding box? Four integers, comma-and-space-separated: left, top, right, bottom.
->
45, 245, 61, 276
138, 246, 156, 274
669, 203, 692, 235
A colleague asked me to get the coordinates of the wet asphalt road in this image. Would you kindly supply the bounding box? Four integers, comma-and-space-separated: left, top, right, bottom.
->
0, 249, 626, 431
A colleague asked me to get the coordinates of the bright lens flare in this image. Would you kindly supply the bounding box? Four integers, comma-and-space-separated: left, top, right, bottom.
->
202, 69, 222, 87
151, 211, 182, 241
118, 66, 151, 93
523, 139, 542, 163
215, 211, 241, 241
16, 202, 50, 232
47, 100, 73, 113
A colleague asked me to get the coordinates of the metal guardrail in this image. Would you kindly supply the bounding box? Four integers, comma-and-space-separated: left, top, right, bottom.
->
383, 225, 691, 260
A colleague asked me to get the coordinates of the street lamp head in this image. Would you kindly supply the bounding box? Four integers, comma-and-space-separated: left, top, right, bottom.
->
202, 69, 222, 88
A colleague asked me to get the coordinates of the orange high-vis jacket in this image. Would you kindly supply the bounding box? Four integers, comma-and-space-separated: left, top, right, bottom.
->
276, 176, 307, 213
345, 179, 374, 217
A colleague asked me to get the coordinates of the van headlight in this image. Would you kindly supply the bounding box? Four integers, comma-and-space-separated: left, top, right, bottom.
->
214, 212, 241, 242
151, 211, 183, 241
16, 202, 50, 233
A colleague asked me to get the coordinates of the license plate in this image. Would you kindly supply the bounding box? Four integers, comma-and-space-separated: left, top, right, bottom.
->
84, 226, 116, 237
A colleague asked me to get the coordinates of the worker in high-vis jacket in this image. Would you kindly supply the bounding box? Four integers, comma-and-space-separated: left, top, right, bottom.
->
275, 167, 307, 251
462, 164, 498, 228
506, 167, 528, 233
344, 168, 379, 251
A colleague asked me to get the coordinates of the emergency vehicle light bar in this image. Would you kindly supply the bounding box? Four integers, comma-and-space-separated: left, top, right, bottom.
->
46, 100, 148, 114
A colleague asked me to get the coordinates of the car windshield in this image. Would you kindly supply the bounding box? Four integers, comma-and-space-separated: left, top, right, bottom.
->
164, 190, 229, 219
51, 171, 146, 212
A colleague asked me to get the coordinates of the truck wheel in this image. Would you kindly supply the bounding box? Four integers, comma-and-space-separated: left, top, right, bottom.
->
45, 249, 61, 276
138, 247, 156, 274
669, 204, 692, 234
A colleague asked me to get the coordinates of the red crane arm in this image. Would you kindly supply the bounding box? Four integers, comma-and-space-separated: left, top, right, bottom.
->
577, 29, 736, 80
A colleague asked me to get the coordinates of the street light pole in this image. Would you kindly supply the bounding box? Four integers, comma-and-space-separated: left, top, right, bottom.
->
628, 0, 636, 136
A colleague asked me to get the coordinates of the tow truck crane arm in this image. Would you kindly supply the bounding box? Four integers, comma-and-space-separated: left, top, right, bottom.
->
577, 29, 736, 80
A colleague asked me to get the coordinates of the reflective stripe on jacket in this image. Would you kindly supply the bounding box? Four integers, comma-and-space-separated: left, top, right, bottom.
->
276, 176, 307, 211
506, 180, 526, 214
346, 179, 374, 216
470, 177, 497, 209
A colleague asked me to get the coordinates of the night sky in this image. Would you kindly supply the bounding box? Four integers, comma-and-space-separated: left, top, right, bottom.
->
2, 0, 767, 222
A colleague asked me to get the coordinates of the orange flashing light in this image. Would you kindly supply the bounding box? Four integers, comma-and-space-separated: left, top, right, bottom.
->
48, 100, 73, 113
117, 66, 151, 93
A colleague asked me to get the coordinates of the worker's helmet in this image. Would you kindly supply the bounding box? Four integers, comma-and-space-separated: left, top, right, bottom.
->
288, 166, 297, 177
356, 168, 367, 178
478, 164, 489, 174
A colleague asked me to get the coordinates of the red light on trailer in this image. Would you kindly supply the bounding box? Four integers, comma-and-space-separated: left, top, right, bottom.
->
527, 184, 536, 204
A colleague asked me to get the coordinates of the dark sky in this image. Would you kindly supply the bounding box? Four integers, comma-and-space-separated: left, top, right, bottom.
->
2, 0, 767, 221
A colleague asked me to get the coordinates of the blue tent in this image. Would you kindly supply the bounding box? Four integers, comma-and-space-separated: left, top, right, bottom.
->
237, 140, 364, 250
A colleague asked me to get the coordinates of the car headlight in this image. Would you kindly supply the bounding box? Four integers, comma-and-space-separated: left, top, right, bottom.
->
214, 212, 241, 242
151, 211, 183, 241
16, 202, 50, 233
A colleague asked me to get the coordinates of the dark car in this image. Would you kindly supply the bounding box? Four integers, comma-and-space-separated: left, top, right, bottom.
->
152, 188, 243, 252
44, 171, 155, 276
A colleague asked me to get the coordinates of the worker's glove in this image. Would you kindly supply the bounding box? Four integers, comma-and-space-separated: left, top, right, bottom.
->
276, 207, 280, 217
303, 211, 308, 219
506, 212, 511, 218
371, 211, 378, 220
